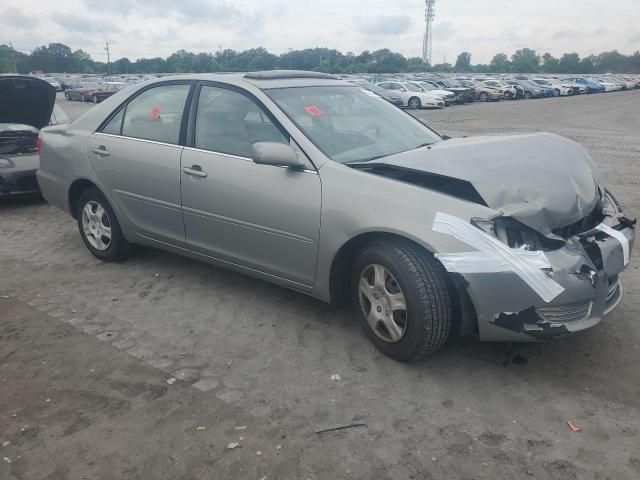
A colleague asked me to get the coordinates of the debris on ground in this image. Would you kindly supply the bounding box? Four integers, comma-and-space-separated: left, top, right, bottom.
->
0, 295, 11, 299
330, 373, 341, 381
315, 421, 367, 434
567, 420, 581, 432
234, 425, 247, 430
1, 441, 9, 447
226, 442, 240, 450
256, 450, 262, 456
166, 377, 176, 385
276, 444, 282, 450
3, 457, 11, 464
196, 426, 206, 431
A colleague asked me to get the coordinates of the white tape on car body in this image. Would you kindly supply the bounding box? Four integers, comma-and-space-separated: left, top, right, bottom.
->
595, 223, 630, 265
433, 212, 565, 303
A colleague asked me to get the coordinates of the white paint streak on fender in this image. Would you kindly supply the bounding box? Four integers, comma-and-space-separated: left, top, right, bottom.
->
432, 212, 565, 303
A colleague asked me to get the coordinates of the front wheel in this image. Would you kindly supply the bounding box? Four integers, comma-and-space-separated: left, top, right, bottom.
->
76, 187, 131, 262
524, 91, 532, 99
408, 97, 421, 110
351, 239, 451, 362
478, 92, 489, 102
80, 94, 85, 102
92, 94, 98, 103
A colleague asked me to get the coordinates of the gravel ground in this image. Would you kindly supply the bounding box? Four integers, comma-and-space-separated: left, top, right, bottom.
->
1, 91, 639, 480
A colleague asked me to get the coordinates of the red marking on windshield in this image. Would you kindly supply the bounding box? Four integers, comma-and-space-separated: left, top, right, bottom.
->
304, 105, 325, 117
149, 105, 161, 120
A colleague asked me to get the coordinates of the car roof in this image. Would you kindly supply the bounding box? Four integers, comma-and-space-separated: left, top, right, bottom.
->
145, 71, 352, 90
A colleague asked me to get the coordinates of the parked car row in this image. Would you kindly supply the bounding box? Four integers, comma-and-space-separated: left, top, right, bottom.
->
343, 73, 640, 109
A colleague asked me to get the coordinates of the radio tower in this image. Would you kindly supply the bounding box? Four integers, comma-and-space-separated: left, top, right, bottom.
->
422, 0, 436, 65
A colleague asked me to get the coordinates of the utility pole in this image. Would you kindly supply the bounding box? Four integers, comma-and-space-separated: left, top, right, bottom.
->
104, 42, 111, 75
289, 48, 293, 69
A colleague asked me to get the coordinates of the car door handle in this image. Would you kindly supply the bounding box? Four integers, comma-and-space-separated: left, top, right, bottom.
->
92, 146, 110, 157
182, 165, 207, 178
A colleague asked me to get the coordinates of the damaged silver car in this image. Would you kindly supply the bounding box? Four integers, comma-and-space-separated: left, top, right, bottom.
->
37, 71, 636, 362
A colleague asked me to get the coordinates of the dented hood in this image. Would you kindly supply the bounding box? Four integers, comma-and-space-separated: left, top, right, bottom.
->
368, 133, 601, 235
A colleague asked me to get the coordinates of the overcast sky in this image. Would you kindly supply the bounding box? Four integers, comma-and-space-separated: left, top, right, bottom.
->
2, 0, 639, 64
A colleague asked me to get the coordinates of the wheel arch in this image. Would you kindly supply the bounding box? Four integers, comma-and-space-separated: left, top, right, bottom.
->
68, 178, 102, 219
328, 231, 478, 336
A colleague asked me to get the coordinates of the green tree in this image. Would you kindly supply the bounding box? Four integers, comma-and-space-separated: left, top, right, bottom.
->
489, 53, 510, 72
454, 51, 472, 72
510, 48, 540, 73
0, 44, 17, 73
558, 52, 581, 72
541, 52, 560, 73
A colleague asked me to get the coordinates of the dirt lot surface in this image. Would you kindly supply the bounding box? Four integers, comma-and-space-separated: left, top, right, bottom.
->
1, 91, 639, 479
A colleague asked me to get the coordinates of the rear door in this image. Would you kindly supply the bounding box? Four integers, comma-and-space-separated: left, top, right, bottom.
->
179, 83, 322, 286
88, 82, 192, 245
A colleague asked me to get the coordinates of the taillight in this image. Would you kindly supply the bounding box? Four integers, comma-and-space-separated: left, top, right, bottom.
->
36, 135, 42, 153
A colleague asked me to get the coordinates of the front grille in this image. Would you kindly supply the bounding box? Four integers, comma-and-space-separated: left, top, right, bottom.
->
537, 300, 592, 324
552, 207, 605, 239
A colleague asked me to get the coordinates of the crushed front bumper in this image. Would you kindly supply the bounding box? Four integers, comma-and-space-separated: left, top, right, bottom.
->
459, 218, 635, 342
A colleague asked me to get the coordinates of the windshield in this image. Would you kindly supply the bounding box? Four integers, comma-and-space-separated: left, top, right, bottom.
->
404, 83, 422, 92
417, 82, 435, 90
267, 86, 441, 164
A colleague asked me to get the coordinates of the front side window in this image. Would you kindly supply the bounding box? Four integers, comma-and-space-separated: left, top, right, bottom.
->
194, 85, 288, 158
120, 84, 190, 144
268, 86, 441, 164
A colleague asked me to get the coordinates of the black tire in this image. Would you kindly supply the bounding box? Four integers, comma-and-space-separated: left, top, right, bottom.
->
408, 97, 421, 110
554, 89, 560, 97
524, 91, 532, 99
80, 94, 86, 102
92, 94, 98, 103
478, 92, 489, 102
351, 239, 451, 362
65, 92, 71, 100
76, 187, 131, 262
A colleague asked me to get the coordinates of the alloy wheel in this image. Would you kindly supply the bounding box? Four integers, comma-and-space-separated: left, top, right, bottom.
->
358, 264, 408, 343
81, 200, 112, 251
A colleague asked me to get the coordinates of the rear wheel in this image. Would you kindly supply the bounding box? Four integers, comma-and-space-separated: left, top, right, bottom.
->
554, 89, 560, 97
408, 97, 421, 110
65, 92, 71, 100
76, 187, 131, 262
80, 94, 86, 102
92, 94, 98, 103
524, 91, 532, 99
351, 239, 451, 362
478, 92, 489, 102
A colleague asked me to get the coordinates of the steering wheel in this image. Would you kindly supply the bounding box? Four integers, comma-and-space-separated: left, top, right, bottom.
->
360, 123, 381, 138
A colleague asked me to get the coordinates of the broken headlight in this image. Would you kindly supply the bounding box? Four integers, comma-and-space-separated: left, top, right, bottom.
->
471, 217, 563, 251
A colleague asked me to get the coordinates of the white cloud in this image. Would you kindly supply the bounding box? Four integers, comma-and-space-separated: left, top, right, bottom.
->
1, 0, 638, 63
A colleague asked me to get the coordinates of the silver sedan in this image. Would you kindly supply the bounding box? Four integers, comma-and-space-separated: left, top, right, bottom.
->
37, 71, 635, 362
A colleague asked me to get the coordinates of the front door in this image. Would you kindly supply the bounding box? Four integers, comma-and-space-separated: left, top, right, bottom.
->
88, 82, 192, 245
180, 84, 321, 286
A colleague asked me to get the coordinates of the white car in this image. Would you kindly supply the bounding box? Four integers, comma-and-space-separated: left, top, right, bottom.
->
532, 78, 572, 96
594, 78, 623, 91
377, 81, 445, 109
407, 81, 456, 105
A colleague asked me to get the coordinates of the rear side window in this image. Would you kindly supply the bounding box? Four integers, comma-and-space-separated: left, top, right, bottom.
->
119, 84, 190, 144
194, 85, 288, 158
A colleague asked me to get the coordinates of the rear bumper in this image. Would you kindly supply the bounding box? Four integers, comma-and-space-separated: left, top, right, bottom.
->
0, 154, 41, 196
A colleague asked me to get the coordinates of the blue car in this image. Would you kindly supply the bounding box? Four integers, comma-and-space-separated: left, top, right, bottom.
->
562, 77, 605, 93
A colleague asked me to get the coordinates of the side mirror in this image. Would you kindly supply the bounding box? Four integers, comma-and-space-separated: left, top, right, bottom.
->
252, 142, 305, 169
